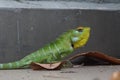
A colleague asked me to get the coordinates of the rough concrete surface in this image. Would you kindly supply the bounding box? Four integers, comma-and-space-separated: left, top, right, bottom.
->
0, 2, 120, 63
3, 0, 120, 3
0, 65, 120, 80
0, 1, 120, 10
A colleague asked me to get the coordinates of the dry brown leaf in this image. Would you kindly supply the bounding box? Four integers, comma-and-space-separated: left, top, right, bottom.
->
30, 51, 120, 70
69, 51, 120, 64
30, 61, 65, 70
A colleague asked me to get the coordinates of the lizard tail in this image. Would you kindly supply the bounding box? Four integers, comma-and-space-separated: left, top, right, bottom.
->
0, 60, 26, 69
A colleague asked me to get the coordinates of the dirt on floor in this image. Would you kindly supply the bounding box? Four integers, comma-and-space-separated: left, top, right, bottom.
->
0, 65, 120, 80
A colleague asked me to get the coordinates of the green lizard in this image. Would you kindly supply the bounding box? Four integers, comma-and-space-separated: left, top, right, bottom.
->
0, 27, 90, 69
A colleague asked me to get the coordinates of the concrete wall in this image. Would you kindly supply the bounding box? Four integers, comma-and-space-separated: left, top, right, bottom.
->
0, 9, 119, 63
0, 1, 120, 63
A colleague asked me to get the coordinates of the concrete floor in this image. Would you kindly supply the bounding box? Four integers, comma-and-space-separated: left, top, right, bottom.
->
0, 65, 120, 80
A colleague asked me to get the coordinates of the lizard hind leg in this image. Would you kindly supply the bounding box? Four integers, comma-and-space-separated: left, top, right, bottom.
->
63, 60, 73, 68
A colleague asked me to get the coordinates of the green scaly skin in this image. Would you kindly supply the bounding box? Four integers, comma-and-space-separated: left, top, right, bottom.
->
0, 27, 90, 69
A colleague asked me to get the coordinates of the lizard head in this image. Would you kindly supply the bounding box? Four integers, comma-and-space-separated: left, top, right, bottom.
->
71, 27, 90, 49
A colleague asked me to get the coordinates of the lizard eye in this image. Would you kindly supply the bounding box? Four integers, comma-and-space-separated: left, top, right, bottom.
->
77, 27, 83, 32
78, 29, 83, 32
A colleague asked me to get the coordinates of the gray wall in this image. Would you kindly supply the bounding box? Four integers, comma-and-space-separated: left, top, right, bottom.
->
0, 8, 119, 63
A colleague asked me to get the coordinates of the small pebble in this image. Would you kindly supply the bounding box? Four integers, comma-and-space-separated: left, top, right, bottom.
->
111, 71, 120, 80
